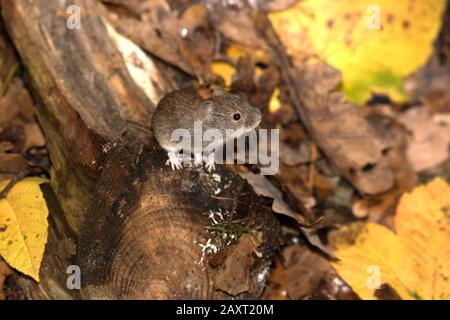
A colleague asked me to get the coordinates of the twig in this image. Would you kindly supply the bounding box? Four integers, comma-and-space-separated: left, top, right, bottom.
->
307, 143, 317, 194
253, 12, 310, 132
0, 168, 31, 199
0, 62, 20, 96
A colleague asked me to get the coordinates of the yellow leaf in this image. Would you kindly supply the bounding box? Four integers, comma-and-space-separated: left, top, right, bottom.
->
333, 178, 450, 299
226, 43, 267, 66
211, 61, 236, 87
269, 0, 446, 104
0, 177, 49, 281
269, 87, 281, 113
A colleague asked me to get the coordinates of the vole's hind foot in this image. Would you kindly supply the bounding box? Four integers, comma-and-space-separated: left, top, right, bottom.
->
204, 152, 216, 172
166, 151, 183, 170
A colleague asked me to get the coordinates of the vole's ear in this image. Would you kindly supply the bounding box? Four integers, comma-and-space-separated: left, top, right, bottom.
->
211, 88, 225, 97
199, 100, 213, 119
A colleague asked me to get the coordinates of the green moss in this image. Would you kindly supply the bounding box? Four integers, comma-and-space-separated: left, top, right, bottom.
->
204, 222, 258, 241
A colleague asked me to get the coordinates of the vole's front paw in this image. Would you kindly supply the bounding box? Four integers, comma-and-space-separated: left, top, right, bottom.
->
166, 151, 183, 170
204, 153, 216, 172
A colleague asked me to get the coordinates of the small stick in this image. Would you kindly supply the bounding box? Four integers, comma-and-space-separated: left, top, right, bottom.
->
307, 143, 317, 194
0, 168, 31, 199
0, 63, 20, 96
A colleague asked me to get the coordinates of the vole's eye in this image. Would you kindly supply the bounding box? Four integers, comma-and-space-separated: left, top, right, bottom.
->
233, 113, 241, 121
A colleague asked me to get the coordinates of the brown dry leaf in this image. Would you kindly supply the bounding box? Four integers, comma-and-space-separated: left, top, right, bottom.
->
240, 172, 335, 257
351, 162, 415, 226
295, 63, 395, 195
239, 172, 309, 224
333, 178, 450, 300
0, 79, 45, 152
101, 0, 150, 16
352, 192, 397, 223
0, 257, 13, 300
213, 233, 256, 296
351, 106, 417, 225
0, 153, 28, 175
278, 141, 310, 167
282, 245, 332, 299
256, 0, 301, 12
0, 141, 28, 189
260, 256, 288, 300
397, 107, 450, 172
405, 56, 450, 113
310, 273, 360, 300
104, 1, 214, 80
230, 55, 256, 93
261, 244, 332, 300
209, 4, 265, 49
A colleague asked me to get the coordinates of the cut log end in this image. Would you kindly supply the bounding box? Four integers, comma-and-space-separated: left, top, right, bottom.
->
78, 145, 280, 299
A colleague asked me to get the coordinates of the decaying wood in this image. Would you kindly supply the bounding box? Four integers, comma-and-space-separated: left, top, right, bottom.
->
1, 0, 279, 299
79, 145, 279, 299
2, 0, 153, 233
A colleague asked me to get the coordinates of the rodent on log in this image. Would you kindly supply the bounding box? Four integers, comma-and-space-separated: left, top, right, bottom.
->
152, 89, 262, 171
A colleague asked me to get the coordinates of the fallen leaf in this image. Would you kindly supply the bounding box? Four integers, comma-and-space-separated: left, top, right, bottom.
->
397, 107, 450, 172
278, 141, 310, 167
0, 257, 13, 300
268, 87, 281, 113
282, 245, 332, 299
374, 283, 402, 300
260, 256, 288, 300
226, 43, 268, 67
210, 5, 265, 48
405, 56, 450, 113
270, 0, 446, 104
351, 105, 417, 226
0, 141, 28, 175
240, 172, 335, 257
311, 272, 360, 300
250, 0, 301, 12
213, 233, 255, 296
0, 177, 49, 281
239, 172, 309, 224
0, 79, 45, 152
333, 178, 450, 299
211, 61, 236, 87
104, 1, 214, 77
294, 63, 395, 195
261, 244, 333, 300
0, 152, 28, 174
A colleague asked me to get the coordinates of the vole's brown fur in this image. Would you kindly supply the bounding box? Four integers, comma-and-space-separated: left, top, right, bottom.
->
152, 89, 261, 154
